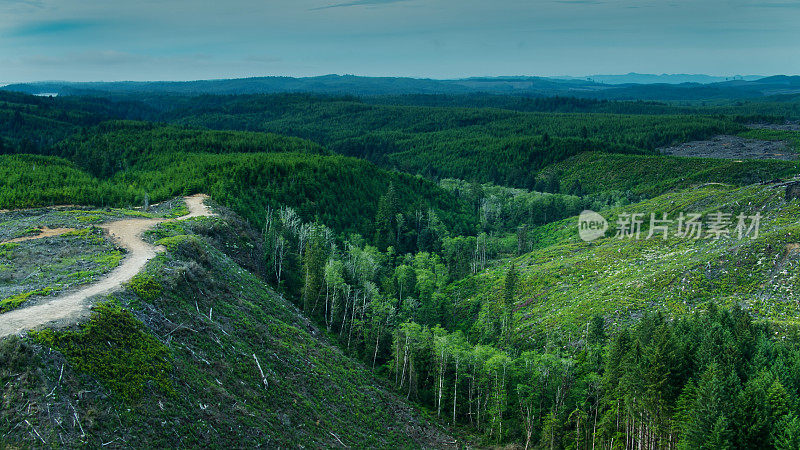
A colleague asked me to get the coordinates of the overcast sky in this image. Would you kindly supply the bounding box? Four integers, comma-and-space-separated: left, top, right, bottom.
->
1, 0, 798, 83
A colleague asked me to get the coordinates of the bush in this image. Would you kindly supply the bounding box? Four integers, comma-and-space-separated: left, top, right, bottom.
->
127, 273, 162, 301
32, 301, 173, 403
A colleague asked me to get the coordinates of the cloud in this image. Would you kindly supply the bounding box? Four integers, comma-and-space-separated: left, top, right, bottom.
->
19, 50, 149, 66
310, 0, 412, 11
755, 1, 800, 7
552, 0, 605, 4
733, 0, 800, 7
1, 0, 44, 9
1, 0, 799, 81
244, 55, 284, 64
9, 19, 101, 37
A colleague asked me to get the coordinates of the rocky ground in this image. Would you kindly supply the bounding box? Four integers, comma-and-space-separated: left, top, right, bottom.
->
748, 121, 800, 132
658, 134, 797, 160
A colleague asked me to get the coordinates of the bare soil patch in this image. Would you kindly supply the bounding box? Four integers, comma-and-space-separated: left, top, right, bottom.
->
658, 135, 796, 160
748, 122, 800, 132
1, 227, 77, 244
0, 194, 214, 337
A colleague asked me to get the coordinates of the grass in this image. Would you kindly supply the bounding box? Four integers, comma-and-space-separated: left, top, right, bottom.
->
126, 272, 162, 302
450, 183, 800, 343
0, 287, 55, 312
0, 227, 123, 313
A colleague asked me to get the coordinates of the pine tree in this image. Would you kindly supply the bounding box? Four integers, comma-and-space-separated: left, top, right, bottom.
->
587, 315, 606, 346
707, 416, 734, 450
374, 183, 401, 250
774, 413, 800, 450
682, 364, 737, 449
673, 379, 697, 443
516, 225, 528, 255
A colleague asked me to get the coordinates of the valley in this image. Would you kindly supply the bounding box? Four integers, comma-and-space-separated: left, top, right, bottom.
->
4, 0, 800, 445
2, 79, 800, 448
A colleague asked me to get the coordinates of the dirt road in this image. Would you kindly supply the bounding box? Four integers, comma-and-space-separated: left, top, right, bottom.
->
0, 194, 214, 338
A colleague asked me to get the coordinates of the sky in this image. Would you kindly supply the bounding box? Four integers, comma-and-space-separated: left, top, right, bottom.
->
1, 0, 799, 83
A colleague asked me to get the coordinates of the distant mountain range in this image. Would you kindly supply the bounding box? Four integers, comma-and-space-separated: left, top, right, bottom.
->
554, 73, 764, 85
3, 74, 800, 101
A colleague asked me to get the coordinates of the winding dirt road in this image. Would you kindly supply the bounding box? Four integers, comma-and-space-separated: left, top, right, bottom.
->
0, 194, 214, 338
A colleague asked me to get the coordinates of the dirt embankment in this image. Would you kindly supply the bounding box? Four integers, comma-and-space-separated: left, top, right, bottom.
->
0, 194, 215, 338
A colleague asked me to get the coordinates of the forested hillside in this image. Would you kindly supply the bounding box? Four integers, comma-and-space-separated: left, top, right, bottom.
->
415, 178, 800, 447
0, 119, 475, 238
0, 91, 757, 189
3, 90, 794, 193
366, 92, 800, 119
158, 95, 743, 187
3, 87, 800, 448
540, 151, 800, 197
209, 179, 800, 448
0, 91, 153, 153
0, 207, 455, 447
50, 121, 327, 178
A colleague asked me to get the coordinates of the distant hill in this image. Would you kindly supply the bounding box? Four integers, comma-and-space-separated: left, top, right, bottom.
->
555, 73, 764, 85
4, 74, 800, 101
1, 75, 476, 96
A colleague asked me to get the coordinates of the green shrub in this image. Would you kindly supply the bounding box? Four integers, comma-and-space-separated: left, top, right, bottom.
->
0, 243, 18, 258
0, 287, 54, 313
32, 301, 173, 403
127, 273, 162, 301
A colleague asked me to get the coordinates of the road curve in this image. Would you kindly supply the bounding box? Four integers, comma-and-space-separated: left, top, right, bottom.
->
0, 194, 215, 338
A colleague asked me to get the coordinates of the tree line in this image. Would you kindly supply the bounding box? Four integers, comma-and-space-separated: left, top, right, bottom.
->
258, 191, 800, 448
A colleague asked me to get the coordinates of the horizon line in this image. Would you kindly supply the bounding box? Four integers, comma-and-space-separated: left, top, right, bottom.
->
2, 72, 789, 86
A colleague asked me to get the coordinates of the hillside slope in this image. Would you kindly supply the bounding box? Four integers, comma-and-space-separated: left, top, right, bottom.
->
449, 181, 800, 343
0, 204, 456, 448
162, 96, 741, 187
0, 120, 476, 238
540, 151, 800, 197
